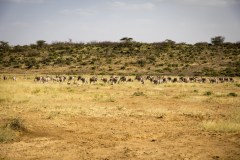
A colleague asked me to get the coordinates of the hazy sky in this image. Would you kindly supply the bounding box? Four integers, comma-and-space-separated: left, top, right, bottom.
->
0, 0, 240, 45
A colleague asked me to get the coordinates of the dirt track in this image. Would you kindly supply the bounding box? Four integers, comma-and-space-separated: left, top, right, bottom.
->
1, 113, 240, 160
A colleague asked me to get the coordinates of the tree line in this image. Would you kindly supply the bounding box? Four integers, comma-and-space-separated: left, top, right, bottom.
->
0, 36, 237, 51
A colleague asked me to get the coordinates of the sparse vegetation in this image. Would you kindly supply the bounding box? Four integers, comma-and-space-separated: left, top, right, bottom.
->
0, 76, 240, 159
1, 37, 240, 76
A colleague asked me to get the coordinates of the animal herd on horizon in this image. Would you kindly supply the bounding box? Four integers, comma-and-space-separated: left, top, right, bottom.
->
1, 75, 235, 85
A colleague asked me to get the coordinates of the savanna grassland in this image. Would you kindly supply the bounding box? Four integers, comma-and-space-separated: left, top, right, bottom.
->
0, 76, 240, 159
0, 37, 240, 159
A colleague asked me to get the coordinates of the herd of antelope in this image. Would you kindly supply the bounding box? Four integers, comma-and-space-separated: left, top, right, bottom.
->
1, 75, 235, 85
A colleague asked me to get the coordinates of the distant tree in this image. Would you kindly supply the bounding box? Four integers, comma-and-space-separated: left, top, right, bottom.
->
161, 39, 176, 50
195, 42, 209, 46
0, 41, 10, 52
13, 45, 24, 52
194, 42, 209, 48
164, 39, 176, 45
30, 44, 37, 49
120, 37, 133, 43
36, 40, 46, 48
211, 36, 225, 45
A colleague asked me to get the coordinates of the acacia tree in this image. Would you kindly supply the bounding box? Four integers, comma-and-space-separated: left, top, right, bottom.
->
164, 39, 176, 45
211, 36, 225, 45
120, 37, 133, 43
36, 40, 46, 48
0, 41, 10, 52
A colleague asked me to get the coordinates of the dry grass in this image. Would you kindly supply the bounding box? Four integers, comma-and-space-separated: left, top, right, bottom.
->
202, 107, 240, 132
202, 120, 240, 132
0, 75, 240, 159
1, 77, 239, 126
0, 117, 26, 143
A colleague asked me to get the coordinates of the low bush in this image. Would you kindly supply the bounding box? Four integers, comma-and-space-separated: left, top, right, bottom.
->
227, 92, 238, 97
235, 84, 240, 87
204, 91, 212, 96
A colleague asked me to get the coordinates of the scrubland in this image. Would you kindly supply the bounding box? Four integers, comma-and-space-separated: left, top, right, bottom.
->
1, 41, 240, 76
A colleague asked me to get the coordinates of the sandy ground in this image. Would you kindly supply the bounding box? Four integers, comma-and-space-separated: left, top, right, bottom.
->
0, 79, 240, 160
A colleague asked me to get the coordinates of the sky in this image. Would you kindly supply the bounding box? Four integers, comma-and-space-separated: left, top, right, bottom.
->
0, 0, 240, 45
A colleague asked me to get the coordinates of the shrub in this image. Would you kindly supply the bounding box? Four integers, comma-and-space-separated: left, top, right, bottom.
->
136, 59, 146, 67
193, 90, 198, 93
0, 118, 26, 143
13, 64, 21, 68
120, 66, 126, 70
6, 118, 26, 131
227, 92, 238, 97
81, 62, 87, 66
146, 56, 156, 63
163, 67, 172, 72
202, 67, 219, 76
155, 69, 163, 73
204, 91, 212, 96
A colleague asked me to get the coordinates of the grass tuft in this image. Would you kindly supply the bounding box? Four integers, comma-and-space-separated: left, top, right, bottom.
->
104, 96, 115, 102
204, 91, 212, 96
133, 91, 145, 96
193, 90, 198, 93
0, 118, 26, 143
32, 88, 41, 94
0, 127, 15, 143
5, 118, 26, 131
0, 97, 11, 104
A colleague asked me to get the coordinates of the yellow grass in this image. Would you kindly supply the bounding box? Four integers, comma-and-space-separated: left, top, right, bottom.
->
0, 75, 240, 159
202, 120, 240, 132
